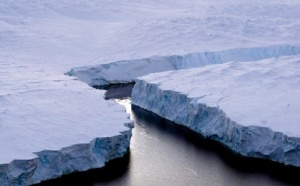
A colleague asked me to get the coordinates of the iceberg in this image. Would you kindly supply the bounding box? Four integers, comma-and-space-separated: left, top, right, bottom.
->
132, 55, 300, 166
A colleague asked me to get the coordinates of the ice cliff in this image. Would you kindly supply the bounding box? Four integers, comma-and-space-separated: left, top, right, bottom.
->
0, 74, 133, 185
131, 55, 300, 167
0, 132, 131, 186
67, 45, 300, 87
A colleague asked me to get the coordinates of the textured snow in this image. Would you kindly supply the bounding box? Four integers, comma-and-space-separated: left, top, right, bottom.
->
1, 0, 300, 185
132, 55, 300, 166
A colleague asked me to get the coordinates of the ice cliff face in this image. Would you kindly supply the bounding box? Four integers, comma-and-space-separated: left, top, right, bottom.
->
0, 66, 134, 186
131, 55, 300, 167
0, 130, 131, 186
67, 45, 300, 87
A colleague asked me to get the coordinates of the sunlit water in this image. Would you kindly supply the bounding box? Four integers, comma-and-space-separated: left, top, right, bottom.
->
37, 85, 300, 186
94, 99, 298, 186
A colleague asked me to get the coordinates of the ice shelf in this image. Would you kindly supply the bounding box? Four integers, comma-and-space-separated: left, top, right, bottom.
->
0, 73, 133, 185
67, 45, 300, 87
1, 0, 300, 184
132, 55, 300, 166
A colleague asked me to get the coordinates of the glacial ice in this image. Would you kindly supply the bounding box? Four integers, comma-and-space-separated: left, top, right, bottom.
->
1, 0, 300, 184
0, 132, 131, 186
67, 45, 300, 87
0, 76, 133, 185
131, 55, 300, 166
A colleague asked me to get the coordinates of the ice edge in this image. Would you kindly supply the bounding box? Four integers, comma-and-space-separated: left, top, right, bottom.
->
131, 80, 300, 167
0, 129, 132, 186
67, 45, 300, 87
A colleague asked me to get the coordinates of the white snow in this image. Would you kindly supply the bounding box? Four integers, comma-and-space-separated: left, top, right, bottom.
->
0, 0, 142, 185
0, 62, 133, 185
132, 55, 300, 166
65, 0, 300, 87
68, 45, 300, 87
1, 0, 300, 184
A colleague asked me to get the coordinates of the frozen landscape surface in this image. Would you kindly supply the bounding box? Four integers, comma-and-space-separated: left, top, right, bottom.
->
1, 0, 300, 185
132, 55, 300, 166
0, 67, 132, 185
69, 45, 300, 87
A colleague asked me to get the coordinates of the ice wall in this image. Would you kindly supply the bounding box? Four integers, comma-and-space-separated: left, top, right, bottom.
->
131, 56, 300, 167
0, 67, 134, 186
0, 131, 131, 186
67, 45, 300, 87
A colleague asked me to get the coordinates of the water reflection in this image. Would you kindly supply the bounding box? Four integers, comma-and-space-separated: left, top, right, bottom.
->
94, 103, 299, 186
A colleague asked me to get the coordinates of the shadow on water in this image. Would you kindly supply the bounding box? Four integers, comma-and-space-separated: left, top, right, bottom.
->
36, 84, 300, 186
95, 83, 135, 100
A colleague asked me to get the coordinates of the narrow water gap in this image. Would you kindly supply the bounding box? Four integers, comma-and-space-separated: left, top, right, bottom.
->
36, 84, 300, 186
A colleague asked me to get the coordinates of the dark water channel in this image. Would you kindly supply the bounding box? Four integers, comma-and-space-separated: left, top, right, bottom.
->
37, 85, 300, 186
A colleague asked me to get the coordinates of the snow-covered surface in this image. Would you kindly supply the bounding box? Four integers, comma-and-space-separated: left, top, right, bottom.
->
67, 0, 300, 86
1, 0, 300, 184
132, 55, 300, 166
0, 65, 133, 185
68, 45, 300, 87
